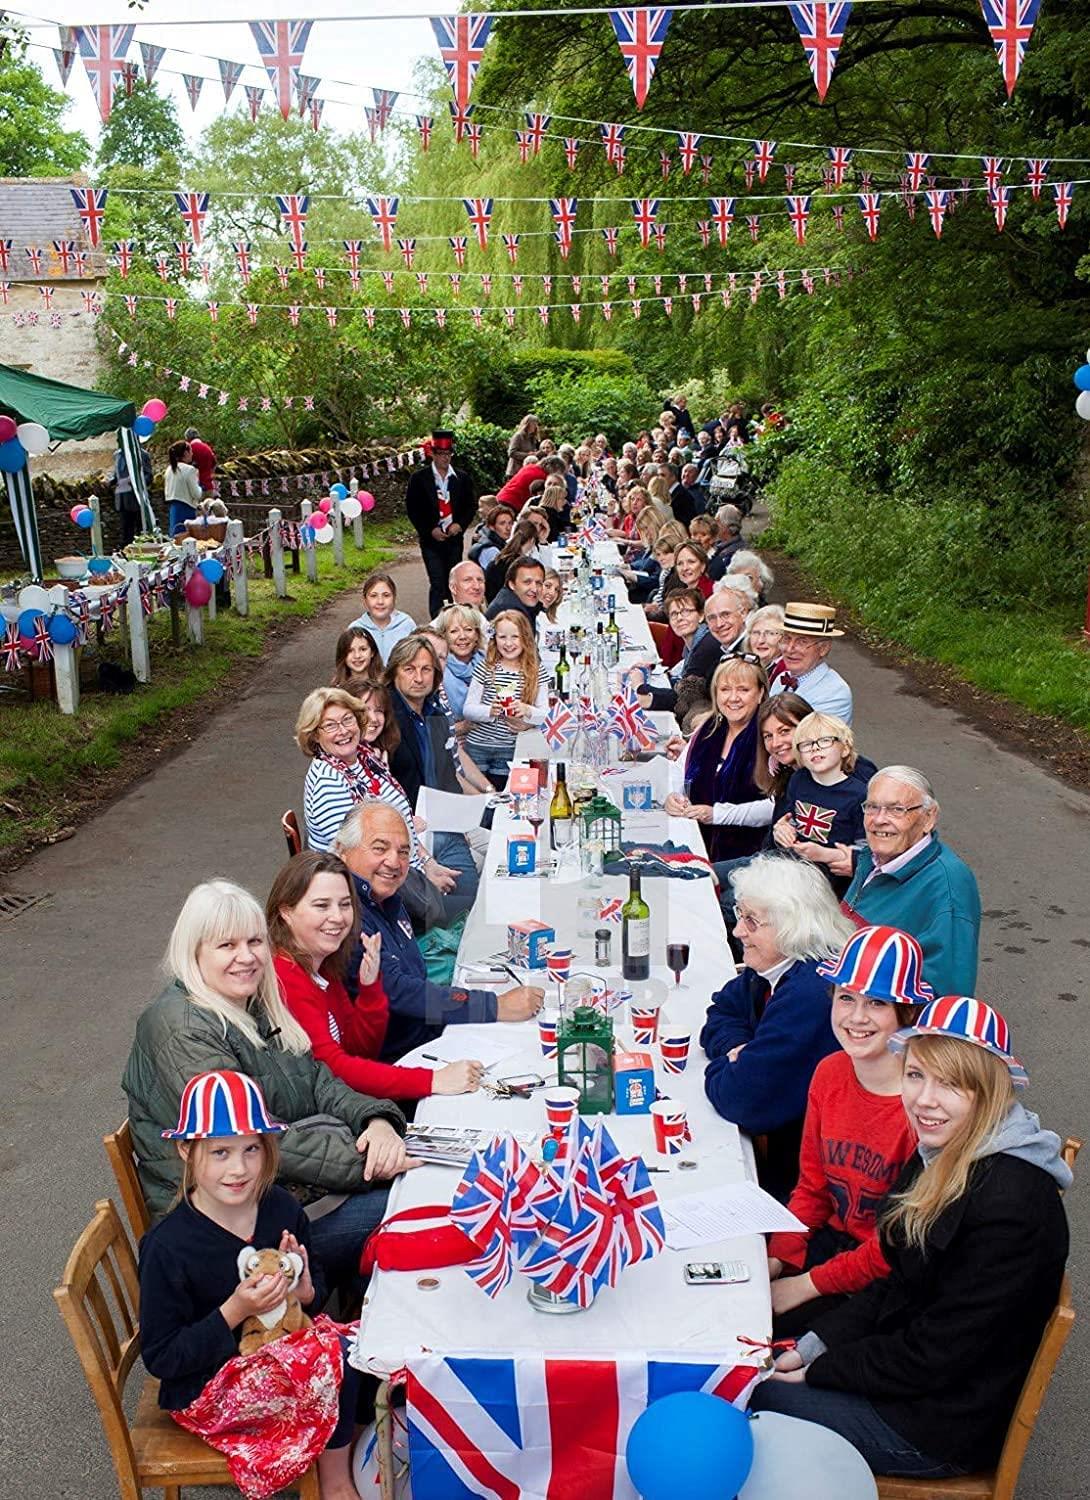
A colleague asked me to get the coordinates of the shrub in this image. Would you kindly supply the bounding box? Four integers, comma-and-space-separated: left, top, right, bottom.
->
471, 347, 634, 427
452, 420, 509, 493
527, 371, 657, 450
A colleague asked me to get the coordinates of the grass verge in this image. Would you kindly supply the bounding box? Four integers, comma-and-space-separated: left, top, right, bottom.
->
0, 521, 404, 865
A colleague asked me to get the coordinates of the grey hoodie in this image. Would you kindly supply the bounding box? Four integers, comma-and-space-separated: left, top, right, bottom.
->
919, 1101, 1073, 1189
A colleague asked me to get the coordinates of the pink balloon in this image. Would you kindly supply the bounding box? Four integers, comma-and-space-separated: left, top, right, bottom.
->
318, 496, 333, 513
142, 398, 168, 422
0, 416, 16, 443
360, 491, 376, 512
184, 573, 213, 607
69, 504, 86, 523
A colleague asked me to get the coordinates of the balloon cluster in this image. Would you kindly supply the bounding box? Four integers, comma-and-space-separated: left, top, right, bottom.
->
134, 397, 168, 440
0, 415, 51, 474
303, 487, 375, 544
182, 555, 226, 607
1074, 356, 1090, 421
15, 602, 77, 651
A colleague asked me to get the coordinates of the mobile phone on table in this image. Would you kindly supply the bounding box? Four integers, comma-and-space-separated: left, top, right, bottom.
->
683, 1261, 750, 1286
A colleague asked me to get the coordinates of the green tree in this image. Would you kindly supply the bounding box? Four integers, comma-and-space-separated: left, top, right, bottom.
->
0, 41, 89, 176
95, 81, 184, 173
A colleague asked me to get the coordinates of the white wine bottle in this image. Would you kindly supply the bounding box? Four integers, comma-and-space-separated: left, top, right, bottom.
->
621, 866, 650, 981
550, 762, 574, 848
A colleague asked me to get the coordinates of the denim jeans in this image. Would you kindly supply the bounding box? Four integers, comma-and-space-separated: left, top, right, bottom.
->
749, 1380, 968, 1479
307, 1184, 390, 1288
431, 831, 480, 919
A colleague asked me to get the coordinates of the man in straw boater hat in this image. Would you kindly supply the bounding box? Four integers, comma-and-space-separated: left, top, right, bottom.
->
768, 601, 854, 723
405, 430, 477, 617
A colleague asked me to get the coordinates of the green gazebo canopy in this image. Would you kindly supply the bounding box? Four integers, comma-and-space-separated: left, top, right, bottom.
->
0, 362, 136, 442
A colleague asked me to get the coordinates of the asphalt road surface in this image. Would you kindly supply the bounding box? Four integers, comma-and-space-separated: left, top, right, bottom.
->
2, 552, 1086, 1499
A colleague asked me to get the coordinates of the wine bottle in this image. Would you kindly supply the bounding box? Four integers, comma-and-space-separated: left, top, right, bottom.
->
621, 867, 651, 981
605, 595, 621, 666
550, 762, 574, 848
554, 643, 571, 701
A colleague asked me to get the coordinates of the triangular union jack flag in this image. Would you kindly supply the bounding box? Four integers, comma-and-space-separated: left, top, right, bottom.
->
979, 0, 1041, 97
631, 197, 659, 247
925, 188, 949, 237
1053, 181, 1073, 229
366, 195, 399, 253
601, 225, 619, 256
276, 194, 309, 251
788, 3, 852, 100
448, 235, 468, 267
364, 106, 380, 143
752, 139, 777, 180
174, 192, 210, 244
245, 85, 264, 121
219, 58, 244, 103
112, 240, 132, 276
981, 155, 1005, 192
234, 241, 253, 280
550, 198, 578, 256
600, 122, 626, 164
373, 88, 399, 130
696, 219, 710, 247
502, 233, 521, 264
139, 41, 164, 85
416, 115, 433, 151
709, 196, 734, 246
182, 73, 204, 111
786, 194, 811, 244
858, 191, 882, 240
989, 185, 1011, 231
660, 151, 672, 180
747, 214, 761, 241
342, 240, 362, 273
564, 137, 580, 170
904, 151, 930, 191
463, 197, 493, 251
524, 112, 551, 153
466, 123, 483, 158
1025, 157, 1049, 197
174, 240, 193, 275
70, 187, 108, 248
449, 100, 474, 143
249, 20, 313, 120
75, 25, 135, 123
827, 145, 854, 186
515, 129, 533, 164
53, 42, 76, 87
608, 8, 673, 110
677, 132, 701, 173
398, 238, 416, 269
430, 14, 495, 111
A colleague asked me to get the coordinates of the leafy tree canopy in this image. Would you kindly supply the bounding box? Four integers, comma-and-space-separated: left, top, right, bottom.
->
0, 40, 89, 176
96, 81, 185, 174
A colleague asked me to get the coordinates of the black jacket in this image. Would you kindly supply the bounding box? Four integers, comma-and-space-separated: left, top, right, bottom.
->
807, 1152, 1069, 1471
486, 585, 540, 626
405, 464, 475, 542
388, 689, 461, 808
668, 483, 696, 526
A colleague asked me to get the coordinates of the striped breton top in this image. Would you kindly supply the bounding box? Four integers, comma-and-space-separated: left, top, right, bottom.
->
463, 660, 548, 751
303, 751, 425, 868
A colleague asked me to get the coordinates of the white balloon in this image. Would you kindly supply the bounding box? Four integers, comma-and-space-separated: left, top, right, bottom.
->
17, 584, 53, 611
314, 524, 334, 544
16, 421, 50, 455
340, 496, 363, 521
739, 1412, 878, 1500
1076, 391, 1090, 421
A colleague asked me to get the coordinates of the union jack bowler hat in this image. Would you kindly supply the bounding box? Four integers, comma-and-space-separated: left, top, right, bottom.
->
818, 925, 934, 1007
162, 1070, 289, 1139
889, 996, 1028, 1088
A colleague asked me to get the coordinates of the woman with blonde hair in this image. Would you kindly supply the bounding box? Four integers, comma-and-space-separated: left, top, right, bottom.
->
646, 470, 670, 509
435, 603, 486, 723
619, 504, 665, 601
754, 998, 1070, 1482
463, 608, 547, 783
122, 879, 410, 1281
506, 413, 541, 477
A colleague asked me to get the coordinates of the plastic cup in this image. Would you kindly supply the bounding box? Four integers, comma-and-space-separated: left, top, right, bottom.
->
545, 948, 573, 983
659, 1030, 692, 1075
630, 1001, 662, 1047
651, 1099, 689, 1156
538, 1016, 558, 1059
544, 1085, 579, 1135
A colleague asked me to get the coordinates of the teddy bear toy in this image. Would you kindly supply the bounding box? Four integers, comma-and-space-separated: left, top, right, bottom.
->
235, 1246, 314, 1355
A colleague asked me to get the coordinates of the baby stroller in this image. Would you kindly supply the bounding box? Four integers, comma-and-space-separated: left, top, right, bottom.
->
705, 448, 759, 516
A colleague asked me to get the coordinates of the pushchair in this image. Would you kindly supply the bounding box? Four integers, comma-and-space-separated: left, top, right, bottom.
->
703, 447, 759, 516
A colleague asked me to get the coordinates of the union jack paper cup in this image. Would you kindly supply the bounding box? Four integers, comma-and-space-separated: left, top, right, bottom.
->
659, 1030, 692, 1075
631, 1001, 662, 1046
544, 1085, 579, 1136
545, 949, 573, 983
538, 1015, 558, 1059
651, 1099, 689, 1156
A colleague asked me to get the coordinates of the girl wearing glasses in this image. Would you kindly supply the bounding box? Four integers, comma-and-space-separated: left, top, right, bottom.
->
773, 712, 870, 895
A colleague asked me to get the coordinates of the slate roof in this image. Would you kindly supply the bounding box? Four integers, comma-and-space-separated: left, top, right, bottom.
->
0, 176, 108, 281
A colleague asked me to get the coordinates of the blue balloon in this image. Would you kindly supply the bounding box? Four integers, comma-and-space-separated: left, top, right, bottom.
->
0, 437, 26, 473
75, 507, 95, 528
17, 607, 45, 637
1074, 365, 1090, 392
197, 557, 225, 584
133, 414, 156, 437
87, 555, 113, 575
330, 482, 349, 500
48, 613, 78, 645
627, 1393, 754, 1500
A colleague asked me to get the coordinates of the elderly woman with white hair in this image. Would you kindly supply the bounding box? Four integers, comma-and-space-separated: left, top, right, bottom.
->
744, 603, 786, 668
701, 853, 855, 1198
725, 549, 773, 607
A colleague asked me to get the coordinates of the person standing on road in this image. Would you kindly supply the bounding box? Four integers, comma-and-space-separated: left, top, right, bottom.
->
405, 431, 475, 617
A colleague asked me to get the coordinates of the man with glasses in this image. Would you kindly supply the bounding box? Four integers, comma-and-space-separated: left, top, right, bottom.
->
635, 582, 752, 717
841, 765, 981, 995
768, 601, 853, 723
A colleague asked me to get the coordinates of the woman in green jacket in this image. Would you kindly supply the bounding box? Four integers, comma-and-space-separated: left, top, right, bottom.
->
123, 879, 408, 1286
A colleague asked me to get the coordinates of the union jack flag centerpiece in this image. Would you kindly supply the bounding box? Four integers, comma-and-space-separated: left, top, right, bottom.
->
677, 131, 701, 173
631, 197, 659, 248
542, 700, 576, 750
979, 0, 1041, 96
249, 20, 313, 119
463, 198, 493, 251
366, 195, 399, 253
788, 3, 852, 99
598, 896, 623, 924
858, 191, 882, 240
75, 25, 135, 122
606, 687, 656, 751
1053, 181, 1073, 228
431, 14, 495, 111
70, 187, 108, 248
609, 8, 673, 109
174, 192, 210, 245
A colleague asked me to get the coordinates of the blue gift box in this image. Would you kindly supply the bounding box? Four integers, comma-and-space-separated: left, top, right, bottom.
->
613, 1050, 655, 1114
507, 835, 537, 875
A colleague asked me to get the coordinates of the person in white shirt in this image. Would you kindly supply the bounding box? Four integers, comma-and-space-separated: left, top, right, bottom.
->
768, 602, 854, 724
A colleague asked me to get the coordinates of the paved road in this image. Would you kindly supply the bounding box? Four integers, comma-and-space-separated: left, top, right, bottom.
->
3, 552, 1086, 1498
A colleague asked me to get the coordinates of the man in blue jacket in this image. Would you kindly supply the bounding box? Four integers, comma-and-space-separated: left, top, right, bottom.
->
333, 801, 543, 1060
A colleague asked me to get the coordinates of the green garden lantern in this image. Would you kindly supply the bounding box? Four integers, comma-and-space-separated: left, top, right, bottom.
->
579, 794, 623, 856
557, 1004, 615, 1114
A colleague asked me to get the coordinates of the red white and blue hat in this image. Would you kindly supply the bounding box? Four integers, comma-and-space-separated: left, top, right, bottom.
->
889, 996, 1028, 1088
161, 1070, 289, 1140
817, 925, 934, 1008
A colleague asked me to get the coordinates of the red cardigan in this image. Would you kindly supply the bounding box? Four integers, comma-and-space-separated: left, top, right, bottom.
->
274, 953, 435, 1101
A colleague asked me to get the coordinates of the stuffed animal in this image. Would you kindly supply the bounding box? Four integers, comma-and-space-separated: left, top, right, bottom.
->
235, 1246, 313, 1355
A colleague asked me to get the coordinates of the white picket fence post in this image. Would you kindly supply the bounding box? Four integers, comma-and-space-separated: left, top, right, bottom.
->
183, 537, 203, 644
53, 642, 79, 714
268, 508, 287, 598
331, 496, 345, 566
88, 493, 105, 561
125, 560, 150, 683
300, 501, 318, 583
349, 477, 364, 548
227, 520, 248, 616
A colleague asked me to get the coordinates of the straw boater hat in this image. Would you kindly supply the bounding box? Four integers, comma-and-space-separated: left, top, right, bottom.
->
781, 601, 845, 638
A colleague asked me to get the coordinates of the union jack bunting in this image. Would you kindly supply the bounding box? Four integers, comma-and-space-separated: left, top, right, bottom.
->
613, 143, 627, 174
139, 40, 164, 84
571, 274, 582, 296
564, 137, 580, 170
364, 106, 380, 143
81, 289, 100, 315
989, 185, 1011, 231
75, 25, 135, 122
466, 122, 483, 157
289, 242, 307, 274
542, 271, 552, 293
700, 153, 714, 184
904, 151, 930, 191
276, 193, 309, 249
697, 219, 710, 247
245, 85, 264, 121
601, 274, 611, 294
206, 301, 219, 323
70, 187, 108, 247
373, 88, 399, 130
631, 299, 642, 318
245, 302, 258, 326
524, 112, 550, 152
925, 188, 949, 236
446, 101, 472, 144
979, 0, 1041, 96
366, 195, 399, 253
397, 238, 416, 269
981, 155, 1005, 191
154, 252, 170, 281
174, 241, 193, 275
349, 268, 361, 291
600, 122, 626, 163
174, 192, 210, 245
416, 114, 433, 151
463, 198, 493, 251
832, 202, 845, 230
512, 274, 524, 296
1053, 181, 1073, 228
549, 198, 578, 256
38, 285, 55, 310
677, 132, 701, 173
311, 95, 324, 130
218, 58, 243, 102
449, 235, 468, 267
1025, 157, 1049, 197
609, 7, 673, 108
860, 169, 874, 190
502, 306, 514, 327
752, 139, 777, 180
51, 239, 74, 274
662, 294, 673, 315
601, 300, 613, 321
827, 144, 854, 185
362, 306, 376, 329
275, 264, 291, 288
858, 191, 882, 239
430, 14, 495, 111
53, 44, 76, 86
788, 2, 852, 99
288, 304, 301, 327
747, 214, 761, 241
538, 305, 550, 325
660, 152, 672, 180
515, 130, 533, 164
295, 73, 319, 116
416, 272, 430, 294
783, 162, 796, 190
786, 194, 812, 244
399, 307, 411, 330
182, 73, 203, 111
709, 196, 735, 246
502, 233, 520, 264
249, 20, 313, 119
653, 223, 667, 252
313, 266, 326, 289
631, 197, 659, 247
744, 159, 756, 191
601, 225, 619, 256
0, 240, 10, 273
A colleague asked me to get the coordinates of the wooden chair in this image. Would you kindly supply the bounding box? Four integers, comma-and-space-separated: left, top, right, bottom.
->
54, 1198, 319, 1500
103, 1120, 151, 1241
876, 1136, 1082, 1500
282, 808, 303, 857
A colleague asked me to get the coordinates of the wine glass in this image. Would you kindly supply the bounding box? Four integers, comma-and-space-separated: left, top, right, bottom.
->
666, 942, 690, 989
526, 792, 545, 857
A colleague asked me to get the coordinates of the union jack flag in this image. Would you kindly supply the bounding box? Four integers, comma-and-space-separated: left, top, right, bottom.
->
51, 239, 74, 275
296, 73, 319, 117
502, 306, 514, 328
495, 232, 518, 266
524, 112, 550, 152
609, 8, 673, 110
218, 58, 243, 102
174, 241, 194, 276
245, 85, 264, 122
601, 225, 619, 256
631, 197, 659, 247
979, 0, 1041, 96
449, 235, 468, 267
601, 300, 613, 321
245, 302, 258, 327
747, 214, 761, 241
174, 192, 210, 245
366, 194, 399, 252
515, 129, 533, 164
416, 272, 430, 295
276, 263, 291, 288
606, 687, 656, 749
989, 185, 1011, 231
75, 25, 135, 122
398, 238, 416, 269
431, 14, 495, 110
140, 41, 164, 85
249, 20, 313, 119
416, 114, 433, 151
614, 144, 627, 174
1025, 157, 1049, 197
570, 302, 582, 324
752, 139, 776, 180
708, 196, 735, 246
206, 301, 220, 323
789, 3, 852, 100
783, 162, 797, 191
858, 191, 882, 239
287, 304, 301, 327
832, 202, 845, 230
70, 187, 108, 248
904, 151, 930, 191
182, 73, 203, 111
364, 106, 380, 143
981, 155, 1005, 191
0, 240, 10, 273
373, 88, 399, 130
449, 100, 474, 142
925, 188, 949, 237
601, 274, 611, 295
512, 274, 524, 296
744, 158, 756, 191
564, 137, 580, 170
786, 194, 811, 244
694, 218, 709, 247
827, 144, 854, 186
120, 60, 138, 97
276, 193, 309, 250
600, 122, 626, 164
653, 223, 667, 253
632, 299, 642, 318
598, 896, 623, 924
793, 800, 836, 842
362, 306, 376, 329
549, 197, 578, 256
750, 270, 763, 303
542, 700, 576, 749
1053, 181, 1073, 228
463, 197, 493, 251
700, 153, 714, 184
38, 285, 54, 311
154, 252, 170, 281
81, 289, 101, 315
660, 151, 672, 180
677, 131, 701, 173
289, 242, 307, 274
467, 122, 483, 158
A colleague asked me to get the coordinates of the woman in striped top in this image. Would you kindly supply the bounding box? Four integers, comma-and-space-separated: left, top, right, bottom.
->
463, 610, 548, 784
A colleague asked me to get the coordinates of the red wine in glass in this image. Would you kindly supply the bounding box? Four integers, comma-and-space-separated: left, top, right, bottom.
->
667, 942, 690, 988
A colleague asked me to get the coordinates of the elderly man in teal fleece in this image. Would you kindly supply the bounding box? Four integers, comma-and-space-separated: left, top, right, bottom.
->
841, 765, 980, 996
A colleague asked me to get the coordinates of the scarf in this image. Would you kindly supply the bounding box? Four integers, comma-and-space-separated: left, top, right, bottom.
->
683, 713, 764, 862
443, 651, 479, 720
314, 748, 383, 799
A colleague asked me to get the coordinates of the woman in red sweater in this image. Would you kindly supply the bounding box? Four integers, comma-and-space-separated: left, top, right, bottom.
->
768, 925, 933, 1336
266, 851, 483, 1102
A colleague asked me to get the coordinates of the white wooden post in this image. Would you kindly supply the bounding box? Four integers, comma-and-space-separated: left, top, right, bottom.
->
183, 537, 203, 644
349, 477, 364, 548
88, 493, 105, 560
227, 519, 248, 616
268, 508, 287, 598
53, 642, 79, 714
125, 561, 150, 683
300, 501, 318, 583
331, 496, 345, 567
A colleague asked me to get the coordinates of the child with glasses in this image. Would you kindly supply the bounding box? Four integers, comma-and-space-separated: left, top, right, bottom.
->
773, 712, 868, 895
